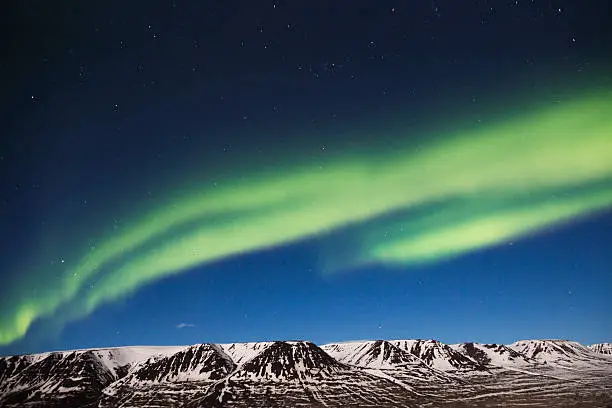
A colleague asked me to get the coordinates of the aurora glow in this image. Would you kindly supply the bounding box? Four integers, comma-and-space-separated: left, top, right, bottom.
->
2, 90, 612, 346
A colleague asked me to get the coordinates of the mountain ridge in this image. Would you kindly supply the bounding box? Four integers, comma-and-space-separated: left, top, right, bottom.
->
1, 338, 611, 407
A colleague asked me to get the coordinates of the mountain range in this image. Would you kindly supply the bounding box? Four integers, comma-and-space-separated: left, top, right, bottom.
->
1, 339, 611, 407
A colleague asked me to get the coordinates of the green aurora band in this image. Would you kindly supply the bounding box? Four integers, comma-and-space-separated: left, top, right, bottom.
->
2, 90, 612, 345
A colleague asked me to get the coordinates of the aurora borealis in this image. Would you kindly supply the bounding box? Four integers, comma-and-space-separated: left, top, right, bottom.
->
2, 1, 612, 354
2, 90, 611, 347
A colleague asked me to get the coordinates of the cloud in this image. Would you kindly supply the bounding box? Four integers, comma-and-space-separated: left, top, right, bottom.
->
1, 89, 612, 346
176, 323, 196, 329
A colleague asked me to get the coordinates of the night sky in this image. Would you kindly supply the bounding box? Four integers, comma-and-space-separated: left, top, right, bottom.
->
1, 1, 612, 356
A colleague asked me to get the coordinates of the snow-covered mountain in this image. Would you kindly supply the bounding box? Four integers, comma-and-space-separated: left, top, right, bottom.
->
389, 339, 485, 371
321, 339, 456, 390
127, 344, 235, 383
509, 339, 612, 368
322, 340, 426, 369
189, 341, 426, 407
231, 341, 345, 381
100, 344, 235, 407
0, 346, 183, 407
590, 343, 612, 355
1, 338, 611, 407
218, 341, 273, 365
451, 342, 535, 367
0, 350, 119, 407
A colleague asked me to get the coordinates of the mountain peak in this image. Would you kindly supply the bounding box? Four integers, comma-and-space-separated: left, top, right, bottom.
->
322, 340, 425, 369
0, 350, 118, 407
129, 343, 235, 383
507, 339, 612, 369
589, 343, 612, 355
451, 342, 534, 366
390, 339, 485, 371
218, 341, 274, 366
235, 341, 345, 381
510, 339, 589, 359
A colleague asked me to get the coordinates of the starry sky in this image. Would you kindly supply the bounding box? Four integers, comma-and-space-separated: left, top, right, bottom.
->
1, 1, 612, 356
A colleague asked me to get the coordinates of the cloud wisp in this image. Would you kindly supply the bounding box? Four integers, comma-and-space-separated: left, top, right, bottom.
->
176, 323, 196, 329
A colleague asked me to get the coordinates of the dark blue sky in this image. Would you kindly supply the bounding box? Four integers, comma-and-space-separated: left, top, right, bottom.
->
42, 212, 612, 352
1, 0, 611, 355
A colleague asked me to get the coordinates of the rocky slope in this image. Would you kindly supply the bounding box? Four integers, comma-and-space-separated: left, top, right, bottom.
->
509, 339, 612, 368
589, 342, 612, 355
451, 342, 535, 367
1, 338, 611, 407
389, 339, 485, 371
